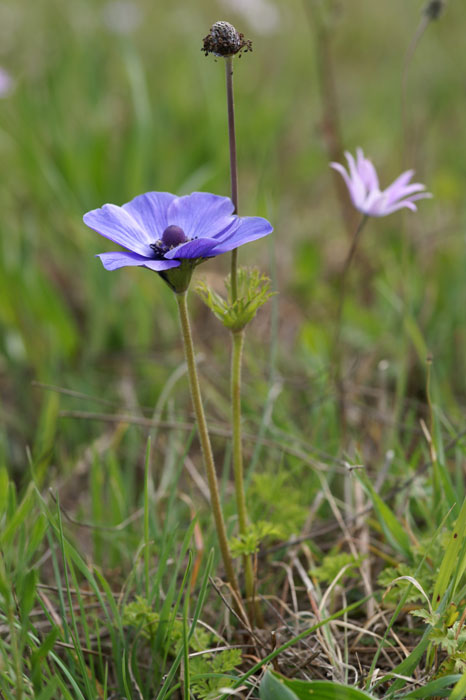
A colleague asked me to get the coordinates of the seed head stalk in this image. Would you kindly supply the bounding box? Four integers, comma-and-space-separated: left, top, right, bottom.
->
224, 52, 258, 617
225, 56, 239, 301
231, 329, 256, 614
175, 291, 240, 602
202, 20, 257, 617
401, 1, 446, 167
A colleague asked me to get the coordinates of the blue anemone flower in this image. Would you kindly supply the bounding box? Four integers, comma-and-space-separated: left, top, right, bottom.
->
83, 191, 273, 273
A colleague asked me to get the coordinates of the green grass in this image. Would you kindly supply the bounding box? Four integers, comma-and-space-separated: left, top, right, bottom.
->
0, 0, 465, 697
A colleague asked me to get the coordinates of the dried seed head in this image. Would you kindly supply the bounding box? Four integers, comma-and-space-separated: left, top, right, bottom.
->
202, 21, 252, 58
424, 0, 446, 20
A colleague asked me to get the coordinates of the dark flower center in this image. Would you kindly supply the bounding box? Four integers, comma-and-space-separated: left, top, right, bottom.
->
150, 225, 189, 259
162, 225, 187, 247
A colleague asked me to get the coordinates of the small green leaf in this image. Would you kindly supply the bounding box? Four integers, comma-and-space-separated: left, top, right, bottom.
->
377, 634, 430, 693
31, 628, 60, 690
450, 670, 466, 700
357, 472, 412, 558
230, 521, 283, 557
310, 551, 362, 584
260, 671, 378, 700
432, 496, 466, 608
0, 482, 35, 546
410, 608, 439, 626
20, 569, 37, 621
260, 671, 300, 700
400, 673, 462, 698
0, 467, 8, 514
190, 649, 242, 699
34, 680, 60, 700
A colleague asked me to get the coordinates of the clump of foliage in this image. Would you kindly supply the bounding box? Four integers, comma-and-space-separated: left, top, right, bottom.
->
249, 472, 312, 538
230, 520, 283, 556
310, 550, 362, 584
189, 649, 243, 700
123, 596, 242, 698
412, 605, 466, 675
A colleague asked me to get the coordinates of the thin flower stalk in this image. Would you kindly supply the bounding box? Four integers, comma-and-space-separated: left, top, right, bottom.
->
402, 1, 446, 165
336, 214, 369, 324
231, 329, 255, 609
203, 21, 257, 609
176, 291, 240, 600
225, 55, 239, 301
223, 52, 250, 574
222, 32, 256, 609
202, 20, 252, 299
333, 214, 368, 437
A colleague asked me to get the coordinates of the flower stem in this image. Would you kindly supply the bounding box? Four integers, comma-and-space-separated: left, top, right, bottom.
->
333, 214, 368, 439
224, 55, 259, 622
339, 214, 369, 290
231, 330, 255, 613
175, 291, 239, 599
225, 56, 239, 302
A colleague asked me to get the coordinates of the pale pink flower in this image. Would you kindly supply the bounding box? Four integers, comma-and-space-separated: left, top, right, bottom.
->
331, 148, 432, 217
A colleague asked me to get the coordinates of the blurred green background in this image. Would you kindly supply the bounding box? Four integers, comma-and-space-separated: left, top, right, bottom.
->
0, 0, 464, 479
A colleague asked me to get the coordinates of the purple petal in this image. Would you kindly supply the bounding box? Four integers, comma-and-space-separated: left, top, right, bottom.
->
98, 251, 179, 271
344, 152, 367, 206
84, 204, 153, 256
382, 190, 432, 213
356, 148, 379, 191
404, 192, 433, 202
164, 237, 220, 260
383, 170, 415, 200
142, 258, 181, 271
210, 217, 242, 240
166, 192, 235, 240
367, 191, 431, 217
330, 163, 364, 210
330, 163, 354, 200
122, 192, 177, 239
380, 200, 418, 215
209, 216, 273, 255
385, 182, 428, 205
